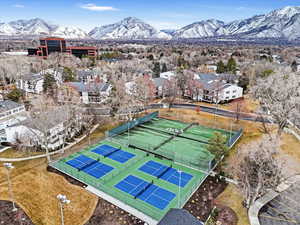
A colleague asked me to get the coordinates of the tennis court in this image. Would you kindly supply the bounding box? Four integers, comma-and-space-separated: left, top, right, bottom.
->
66, 155, 114, 179
139, 160, 193, 187
115, 175, 176, 210
51, 112, 242, 223
91, 144, 135, 163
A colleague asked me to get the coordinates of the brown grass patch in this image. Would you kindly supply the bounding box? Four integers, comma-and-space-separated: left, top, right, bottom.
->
0, 154, 97, 225
216, 184, 250, 225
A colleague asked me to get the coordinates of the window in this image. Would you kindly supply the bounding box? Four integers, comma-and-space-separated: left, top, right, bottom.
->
233, 90, 237, 93
226, 91, 230, 94
232, 95, 236, 98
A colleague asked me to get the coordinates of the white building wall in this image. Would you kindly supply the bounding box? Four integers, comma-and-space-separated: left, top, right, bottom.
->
0, 105, 25, 121
160, 71, 175, 80
219, 85, 243, 102
18, 79, 44, 94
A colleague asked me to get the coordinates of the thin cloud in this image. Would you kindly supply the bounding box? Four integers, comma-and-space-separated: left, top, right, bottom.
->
13, 4, 25, 8
80, 3, 118, 11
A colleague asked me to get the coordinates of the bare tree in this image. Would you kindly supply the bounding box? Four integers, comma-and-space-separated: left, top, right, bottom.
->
163, 78, 180, 110
251, 67, 300, 136
131, 75, 156, 110
230, 99, 246, 123
233, 135, 282, 209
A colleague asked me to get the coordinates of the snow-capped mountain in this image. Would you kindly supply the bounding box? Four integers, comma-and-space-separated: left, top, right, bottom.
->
160, 29, 177, 36
0, 18, 89, 39
216, 6, 300, 39
89, 17, 171, 40
1, 6, 300, 40
52, 26, 89, 39
173, 19, 224, 38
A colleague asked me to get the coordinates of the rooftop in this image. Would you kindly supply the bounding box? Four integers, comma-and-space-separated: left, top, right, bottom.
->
67, 82, 110, 93
0, 100, 24, 113
158, 209, 204, 225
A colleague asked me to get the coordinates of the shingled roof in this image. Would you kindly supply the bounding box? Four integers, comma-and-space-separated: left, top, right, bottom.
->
158, 209, 204, 225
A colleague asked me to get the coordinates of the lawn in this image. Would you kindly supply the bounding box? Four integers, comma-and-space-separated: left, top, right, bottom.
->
0, 153, 98, 225
216, 184, 250, 225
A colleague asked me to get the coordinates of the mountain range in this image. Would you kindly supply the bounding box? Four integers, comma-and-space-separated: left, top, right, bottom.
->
1, 6, 300, 40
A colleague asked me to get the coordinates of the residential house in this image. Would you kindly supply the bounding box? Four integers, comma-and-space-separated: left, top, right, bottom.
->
152, 77, 169, 97
193, 73, 243, 103
158, 209, 203, 225
160, 71, 176, 80
77, 68, 109, 84
65, 82, 111, 104
17, 69, 63, 94
17, 73, 44, 94
0, 100, 27, 143
0, 108, 82, 150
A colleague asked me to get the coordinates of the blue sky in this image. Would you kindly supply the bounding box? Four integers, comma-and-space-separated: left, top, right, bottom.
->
0, 0, 300, 31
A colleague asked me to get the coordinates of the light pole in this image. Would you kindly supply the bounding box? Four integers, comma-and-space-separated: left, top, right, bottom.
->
178, 170, 182, 208
3, 162, 17, 212
57, 194, 71, 225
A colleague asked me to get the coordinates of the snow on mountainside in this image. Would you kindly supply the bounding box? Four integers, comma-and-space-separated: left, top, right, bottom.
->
89, 17, 171, 39
52, 26, 89, 39
173, 19, 224, 38
0, 18, 89, 39
216, 6, 300, 39
1, 6, 300, 40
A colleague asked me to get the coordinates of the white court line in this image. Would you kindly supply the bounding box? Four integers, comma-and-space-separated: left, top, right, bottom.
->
144, 185, 159, 202
125, 179, 148, 195
152, 189, 174, 203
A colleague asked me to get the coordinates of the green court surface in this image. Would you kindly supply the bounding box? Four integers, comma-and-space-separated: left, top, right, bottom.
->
145, 118, 235, 143
52, 113, 242, 222
111, 117, 234, 171
52, 139, 206, 221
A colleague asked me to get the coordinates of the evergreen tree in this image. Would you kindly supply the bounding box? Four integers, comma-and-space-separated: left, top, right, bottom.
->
238, 75, 250, 93
207, 132, 229, 162
62, 67, 76, 82
291, 60, 298, 72
147, 54, 154, 61
153, 62, 161, 78
227, 57, 237, 74
6, 89, 23, 102
43, 73, 57, 96
216, 61, 226, 73
161, 63, 168, 73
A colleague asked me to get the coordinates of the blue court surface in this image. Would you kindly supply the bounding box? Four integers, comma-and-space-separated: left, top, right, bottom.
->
92, 144, 135, 163
115, 175, 176, 210
66, 155, 114, 178
139, 161, 193, 187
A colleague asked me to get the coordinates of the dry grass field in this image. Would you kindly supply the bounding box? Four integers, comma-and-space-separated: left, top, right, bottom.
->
0, 155, 98, 225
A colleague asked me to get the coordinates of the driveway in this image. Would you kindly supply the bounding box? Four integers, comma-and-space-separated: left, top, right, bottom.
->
258, 180, 300, 225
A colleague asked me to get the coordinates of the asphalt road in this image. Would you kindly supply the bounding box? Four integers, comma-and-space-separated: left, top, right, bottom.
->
88, 103, 270, 123
148, 103, 270, 123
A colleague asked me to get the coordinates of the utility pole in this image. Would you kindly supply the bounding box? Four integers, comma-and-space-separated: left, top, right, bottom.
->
3, 163, 17, 212
178, 170, 182, 208
57, 194, 71, 225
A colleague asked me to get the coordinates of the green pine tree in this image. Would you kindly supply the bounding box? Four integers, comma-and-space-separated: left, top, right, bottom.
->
291, 60, 298, 72
216, 61, 226, 73
226, 57, 237, 74
161, 63, 168, 73
207, 132, 229, 162
43, 73, 57, 95
6, 89, 23, 102
62, 67, 76, 82
153, 62, 161, 78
